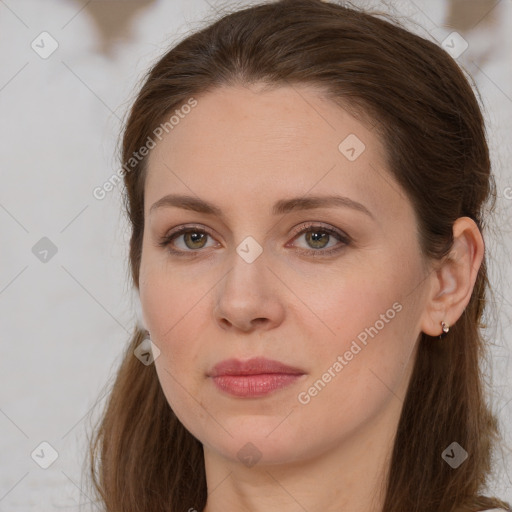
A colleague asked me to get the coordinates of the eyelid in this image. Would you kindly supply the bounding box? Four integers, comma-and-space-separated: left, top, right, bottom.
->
164, 223, 216, 240
288, 221, 350, 243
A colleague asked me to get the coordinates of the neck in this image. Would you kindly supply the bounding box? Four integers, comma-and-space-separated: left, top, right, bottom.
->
201, 401, 400, 512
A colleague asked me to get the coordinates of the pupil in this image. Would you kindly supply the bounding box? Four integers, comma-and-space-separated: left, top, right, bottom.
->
187, 232, 205, 248
307, 231, 328, 248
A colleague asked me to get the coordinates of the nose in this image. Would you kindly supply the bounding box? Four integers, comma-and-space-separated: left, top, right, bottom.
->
213, 251, 285, 333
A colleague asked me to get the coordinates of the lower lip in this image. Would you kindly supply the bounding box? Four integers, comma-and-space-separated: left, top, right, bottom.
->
211, 373, 304, 397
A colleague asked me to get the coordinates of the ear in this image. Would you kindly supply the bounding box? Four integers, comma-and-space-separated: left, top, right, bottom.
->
132, 287, 148, 331
420, 216, 485, 337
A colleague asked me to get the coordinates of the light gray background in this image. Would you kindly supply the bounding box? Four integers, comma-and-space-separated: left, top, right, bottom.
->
1, 0, 511, 510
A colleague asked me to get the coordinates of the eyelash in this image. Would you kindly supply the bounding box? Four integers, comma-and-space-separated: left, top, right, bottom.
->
158, 222, 351, 258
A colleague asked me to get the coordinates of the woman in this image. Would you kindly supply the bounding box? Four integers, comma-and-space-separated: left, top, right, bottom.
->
86, 1, 511, 511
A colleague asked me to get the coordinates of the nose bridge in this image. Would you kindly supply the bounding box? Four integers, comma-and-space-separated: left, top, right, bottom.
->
220, 244, 268, 308
213, 242, 284, 331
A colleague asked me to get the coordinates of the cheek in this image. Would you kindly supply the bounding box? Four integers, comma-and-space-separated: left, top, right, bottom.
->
139, 275, 201, 409
139, 254, 207, 341
299, 253, 424, 403
153, 357, 212, 441
301, 259, 411, 354
142, 281, 204, 374
294, 307, 419, 446
149, 310, 215, 442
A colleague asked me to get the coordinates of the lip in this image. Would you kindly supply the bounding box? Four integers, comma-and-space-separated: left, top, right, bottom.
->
208, 357, 305, 398
208, 357, 304, 377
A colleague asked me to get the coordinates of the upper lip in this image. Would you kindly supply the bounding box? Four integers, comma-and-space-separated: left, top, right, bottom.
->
208, 357, 305, 377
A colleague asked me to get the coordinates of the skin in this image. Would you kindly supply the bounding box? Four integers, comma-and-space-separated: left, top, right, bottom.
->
138, 83, 484, 512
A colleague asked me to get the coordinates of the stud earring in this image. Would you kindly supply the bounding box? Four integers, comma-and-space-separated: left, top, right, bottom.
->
441, 321, 449, 334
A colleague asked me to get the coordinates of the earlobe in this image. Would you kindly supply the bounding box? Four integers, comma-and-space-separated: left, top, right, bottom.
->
420, 217, 484, 337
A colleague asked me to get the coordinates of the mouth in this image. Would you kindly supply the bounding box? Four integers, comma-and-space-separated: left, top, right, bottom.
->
208, 357, 306, 398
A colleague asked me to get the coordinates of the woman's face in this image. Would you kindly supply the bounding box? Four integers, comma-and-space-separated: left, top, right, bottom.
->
139, 84, 433, 467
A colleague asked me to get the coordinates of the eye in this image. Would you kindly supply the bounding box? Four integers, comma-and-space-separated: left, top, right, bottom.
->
288, 223, 350, 256
158, 225, 218, 256
158, 222, 351, 257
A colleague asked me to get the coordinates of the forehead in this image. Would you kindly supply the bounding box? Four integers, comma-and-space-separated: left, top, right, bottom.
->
144, 84, 409, 224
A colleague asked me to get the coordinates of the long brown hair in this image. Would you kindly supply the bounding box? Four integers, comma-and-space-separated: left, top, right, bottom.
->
85, 1, 511, 511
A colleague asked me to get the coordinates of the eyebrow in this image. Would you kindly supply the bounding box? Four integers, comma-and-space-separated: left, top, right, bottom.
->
149, 193, 374, 219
